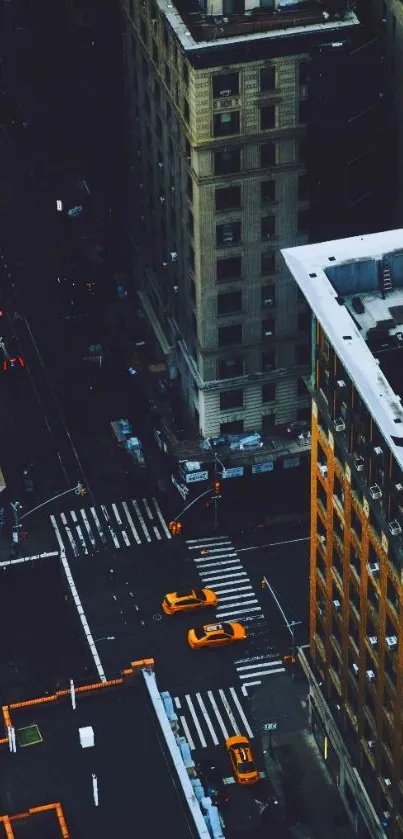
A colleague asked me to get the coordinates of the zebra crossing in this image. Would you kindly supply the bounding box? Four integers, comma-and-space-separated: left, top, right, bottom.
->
186, 536, 285, 690
173, 686, 254, 751
50, 496, 171, 558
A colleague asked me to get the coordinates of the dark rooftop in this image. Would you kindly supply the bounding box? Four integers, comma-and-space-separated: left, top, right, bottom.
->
0, 672, 194, 839
171, 0, 352, 44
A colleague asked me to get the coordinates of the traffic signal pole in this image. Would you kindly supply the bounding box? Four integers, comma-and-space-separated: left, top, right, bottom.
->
11, 482, 86, 549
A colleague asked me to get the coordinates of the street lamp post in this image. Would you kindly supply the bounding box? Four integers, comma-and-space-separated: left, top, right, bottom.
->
262, 574, 302, 663
10, 482, 85, 551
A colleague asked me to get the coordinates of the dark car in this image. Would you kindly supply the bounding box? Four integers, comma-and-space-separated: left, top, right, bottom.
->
196, 760, 229, 806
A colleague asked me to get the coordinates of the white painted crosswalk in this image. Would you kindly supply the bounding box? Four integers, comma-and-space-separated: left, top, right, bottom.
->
51, 497, 171, 558
174, 686, 254, 750
186, 536, 286, 690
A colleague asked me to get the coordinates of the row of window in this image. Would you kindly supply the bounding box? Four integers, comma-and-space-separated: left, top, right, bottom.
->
219, 378, 308, 411
216, 315, 309, 346
216, 344, 310, 379
213, 101, 308, 138
218, 407, 310, 438
216, 287, 310, 326
213, 141, 306, 175
213, 210, 310, 246
216, 252, 275, 281
215, 176, 308, 211
211, 65, 309, 99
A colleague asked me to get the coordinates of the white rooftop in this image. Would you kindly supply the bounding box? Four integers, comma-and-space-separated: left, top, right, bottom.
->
282, 229, 403, 469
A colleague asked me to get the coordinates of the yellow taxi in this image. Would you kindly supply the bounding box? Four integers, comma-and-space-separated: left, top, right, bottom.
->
162, 588, 218, 615
226, 735, 259, 785
187, 621, 246, 650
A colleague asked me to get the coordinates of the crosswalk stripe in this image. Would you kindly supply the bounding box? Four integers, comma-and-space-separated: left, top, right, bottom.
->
80, 509, 96, 548
207, 691, 229, 740
180, 715, 195, 750
112, 503, 123, 525
218, 593, 257, 603
236, 659, 283, 671
121, 501, 141, 544
186, 537, 230, 545
101, 505, 120, 548
200, 571, 247, 582
194, 548, 235, 558
216, 605, 262, 618
174, 697, 181, 710
122, 530, 131, 546
60, 513, 79, 557
70, 511, 88, 555
213, 584, 252, 594
196, 559, 240, 570
132, 500, 151, 542
229, 687, 254, 739
238, 667, 285, 679
185, 695, 207, 748
219, 689, 239, 735
152, 497, 172, 539
90, 507, 107, 545
153, 525, 162, 540
194, 552, 237, 563
143, 498, 154, 520
196, 693, 219, 746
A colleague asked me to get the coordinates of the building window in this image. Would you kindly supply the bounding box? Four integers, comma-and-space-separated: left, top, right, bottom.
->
260, 105, 276, 130
220, 419, 244, 434
299, 62, 310, 87
165, 64, 171, 87
213, 72, 239, 98
218, 290, 242, 315
298, 209, 310, 233
130, 0, 134, 17
261, 142, 276, 167
261, 180, 276, 203
141, 19, 147, 43
297, 377, 307, 397
218, 323, 242, 346
297, 406, 310, 422
261, 216, 276, 240
214, 111, 240, 137
218, 356, 244, 379
298, 311, 311, 331
183, 62, 189, 87
220, 389, 243, 410
261, 284, 275, 308
299, 100, 309, 124
187, 174, 193, 201
261, 251, 276, 274
216, 221, 241, 247
214, 149, 241, 175
262, 413, 276, 432
188, 210, 194, 237
262, 382, 276, 403
298, 138, 307, 162
223, 0, 245, 12
152, 41, 159, 65
184, 98, 190, 123
262, 317, 275, 338
262, 349, 276, 372
296, 344, 310, 365
298, 174, 309, 201
215, 186, 241, 212
260, 66, 276, 92
216, 256, 242, 282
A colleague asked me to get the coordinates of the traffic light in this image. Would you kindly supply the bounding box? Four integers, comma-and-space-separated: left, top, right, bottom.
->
80, 486, 87, 496
168, 520, 182, 535
213, 480, 220, 495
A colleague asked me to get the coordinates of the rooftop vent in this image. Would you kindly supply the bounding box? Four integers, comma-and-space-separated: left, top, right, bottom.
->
352, 296, 365, 315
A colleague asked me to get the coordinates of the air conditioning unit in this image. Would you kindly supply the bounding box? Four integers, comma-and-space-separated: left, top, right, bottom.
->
368, 740, 375, 749
395, 482, 403, 493
369, 484, 382, 500
384, 778, 392, 787
374, 446, 383, 457
318, 464, 328, 477
352, 663, 359, 674
336, 379, 346, 389
354, 456, 365, 472
170, 252, 178, 262
386, 635, 397, 648
264, 329, 274, 337
158, 162, 163, 169
368, 635, 378, 647
389, 520, 402, 536
219, 89, 231, 97
159, 196, 165, 204
332, 599, 341, 611
368, 561, 379, 575
263, 297, 274, 307
318, 534, 326, 547
366, 670, 375, 682
334, 418, 345, 432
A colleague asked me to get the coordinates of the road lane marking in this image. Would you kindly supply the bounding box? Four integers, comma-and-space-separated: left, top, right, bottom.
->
152, 497, 172, 539
216, 606, 262, 618
100, 505, 120, 548
185, 695, 207, 748
180, 715, 195, 750
207, 691, 229, 740
70, 511, 88, 554
80, 509, 96, 548
200, 571, 248, 582
186, 537, 230, 545
242, 682, 261, 695
196, 559, 241, 570
196, 693, 219, 746
195, 552, 237, 563
90, 507, 107, 545
122, 501, 141, 544
238, 667, 285, 678
174, 697, 181, 709
211, 584, 252, 594
194, 548, 235, 557
218, 593, 258, 603
219, 689, 239, 735
229, 687, 254, 739
132, 500, 152, 542
60, 513, 79, 557
236, 659, 283, 671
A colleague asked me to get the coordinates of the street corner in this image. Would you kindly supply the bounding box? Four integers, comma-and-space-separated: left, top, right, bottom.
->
248, 672, 308, 737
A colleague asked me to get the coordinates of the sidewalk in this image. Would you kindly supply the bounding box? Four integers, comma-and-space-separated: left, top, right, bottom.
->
250, 672, 355, 839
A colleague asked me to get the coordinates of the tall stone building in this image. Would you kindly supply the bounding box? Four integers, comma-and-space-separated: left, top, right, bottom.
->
121, 0, 387, 440
283, 229, 403, 839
